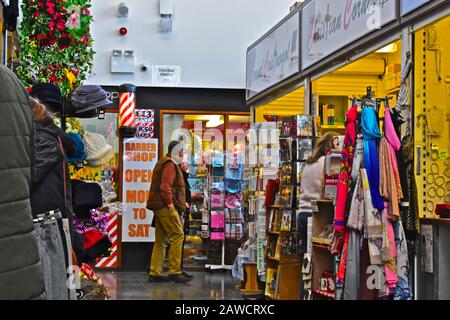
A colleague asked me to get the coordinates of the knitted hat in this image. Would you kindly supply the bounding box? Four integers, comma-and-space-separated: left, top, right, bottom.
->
30, 83, 63, 114
67, 133, 87, 163
83, 132, 114, 167
71, 85, 113, 114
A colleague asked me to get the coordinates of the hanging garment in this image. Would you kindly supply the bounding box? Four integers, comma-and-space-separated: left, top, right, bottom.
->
393, 220, 412, 300
395, 52, 412, 112
334, 105, 359, 233
34, 219, 69, 300
347, 174, 364, 231
400, 133, 419, 254
382, 208, 398, 294
343, 230, 362, 300
351, 137, 364, 183
336, 229, 350, 289
384, 108, 403, 198
361, 169, 383, 265
361, 107, 384, 210
379, 137, 401, 219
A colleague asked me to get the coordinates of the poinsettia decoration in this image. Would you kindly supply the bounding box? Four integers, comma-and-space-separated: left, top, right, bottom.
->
16, 0, 94, 96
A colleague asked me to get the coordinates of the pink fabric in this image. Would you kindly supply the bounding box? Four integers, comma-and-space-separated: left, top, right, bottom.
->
211, 213, 225, 228
334, 106, 359, 233
384, 217, 398, 293
210, 232, 225, 240
384, 109, 401, 173
384, 108, 403, 202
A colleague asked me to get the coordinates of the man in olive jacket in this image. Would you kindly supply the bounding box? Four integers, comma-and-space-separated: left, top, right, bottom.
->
0, 65, 46, 299
147, 140, 192, 283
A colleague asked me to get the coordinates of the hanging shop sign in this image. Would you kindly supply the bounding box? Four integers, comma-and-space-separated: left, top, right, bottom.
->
152, 65, 181, 87
400, 0, 432, 16
122, 138, 158, 242
246, 11, 300, 100
134, 109, 155, 138
302, 0, 397, 70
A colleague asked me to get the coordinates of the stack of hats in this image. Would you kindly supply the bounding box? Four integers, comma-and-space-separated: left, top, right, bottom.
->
30, 83, 63, 114
70, 85, 113, 118
67, 133, 87, 163
83, 132, 114, 167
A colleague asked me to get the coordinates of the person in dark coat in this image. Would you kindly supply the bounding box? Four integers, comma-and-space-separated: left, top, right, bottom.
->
29, 96, 87, 264
179, 158, 193, 278
0, 65, 45, 299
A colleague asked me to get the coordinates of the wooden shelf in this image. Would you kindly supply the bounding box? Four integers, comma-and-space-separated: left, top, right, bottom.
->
312, 237, 332, 246
320, 124, 345, 129
420, 217, 450, 226
313, 289, 335, 299
267, 256, 280, 262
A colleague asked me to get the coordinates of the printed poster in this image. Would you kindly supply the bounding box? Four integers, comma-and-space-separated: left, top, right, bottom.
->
122, 138, 158, 242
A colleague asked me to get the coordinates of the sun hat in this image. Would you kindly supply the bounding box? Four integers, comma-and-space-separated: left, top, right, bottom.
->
67, 133, 87, 163
30, 83, 63, 114
71, 85, 113, 114
83, 131, 114, 167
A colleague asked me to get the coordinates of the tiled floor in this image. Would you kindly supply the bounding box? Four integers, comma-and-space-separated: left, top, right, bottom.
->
97, 271, 243, 300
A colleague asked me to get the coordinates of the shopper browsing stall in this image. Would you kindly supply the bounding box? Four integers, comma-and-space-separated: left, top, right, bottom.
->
0, 65, 45, 300
147, 141, 192, 283
297, 132, 338, 253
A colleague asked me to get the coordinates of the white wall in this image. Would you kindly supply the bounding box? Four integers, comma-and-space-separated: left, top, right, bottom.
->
85, 0, 296, 89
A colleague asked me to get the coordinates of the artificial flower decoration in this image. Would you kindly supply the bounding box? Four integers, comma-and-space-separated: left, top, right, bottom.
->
16, 0, 94, 96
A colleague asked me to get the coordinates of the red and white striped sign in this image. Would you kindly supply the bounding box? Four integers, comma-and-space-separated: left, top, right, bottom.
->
119, 92, 136, 127
95, 211, 119, 268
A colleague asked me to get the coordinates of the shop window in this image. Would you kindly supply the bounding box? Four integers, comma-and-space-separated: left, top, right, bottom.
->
161, 112, 249, 267
414, 15, 450, 218
66, 113, 119, 185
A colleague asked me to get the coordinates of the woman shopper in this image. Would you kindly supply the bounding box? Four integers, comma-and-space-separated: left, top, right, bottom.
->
0, 65, 45, 300
30, 97, 75, 300
297, 132, 339, 253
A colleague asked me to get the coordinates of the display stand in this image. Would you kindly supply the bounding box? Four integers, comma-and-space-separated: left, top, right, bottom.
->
205, 240, 233, 271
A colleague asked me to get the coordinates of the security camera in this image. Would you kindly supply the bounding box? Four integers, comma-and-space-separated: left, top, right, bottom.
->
140, 63, 149, 72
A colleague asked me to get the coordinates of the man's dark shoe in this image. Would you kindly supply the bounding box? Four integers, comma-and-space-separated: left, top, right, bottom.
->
182, 270, 193, 278
169, 274, 193, 283
148, 275, 169, 283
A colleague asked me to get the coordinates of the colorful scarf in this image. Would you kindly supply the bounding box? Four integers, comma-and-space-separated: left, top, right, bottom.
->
361, 107, 384, 210
334, 105, 359, 233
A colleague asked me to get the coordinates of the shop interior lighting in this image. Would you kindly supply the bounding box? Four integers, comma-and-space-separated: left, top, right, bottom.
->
376, 43, 398, 53
206, 115, 224, 128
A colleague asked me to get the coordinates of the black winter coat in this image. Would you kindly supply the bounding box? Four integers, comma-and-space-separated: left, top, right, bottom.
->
31, 123, 74, 221
0, 65, 45, 299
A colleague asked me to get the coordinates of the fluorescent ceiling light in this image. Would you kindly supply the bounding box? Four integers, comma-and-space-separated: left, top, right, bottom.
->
376, 43, 398, 53
206, 116, 224, 128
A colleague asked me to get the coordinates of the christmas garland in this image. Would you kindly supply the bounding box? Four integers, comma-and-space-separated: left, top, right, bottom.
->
16, 0, 94, 96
